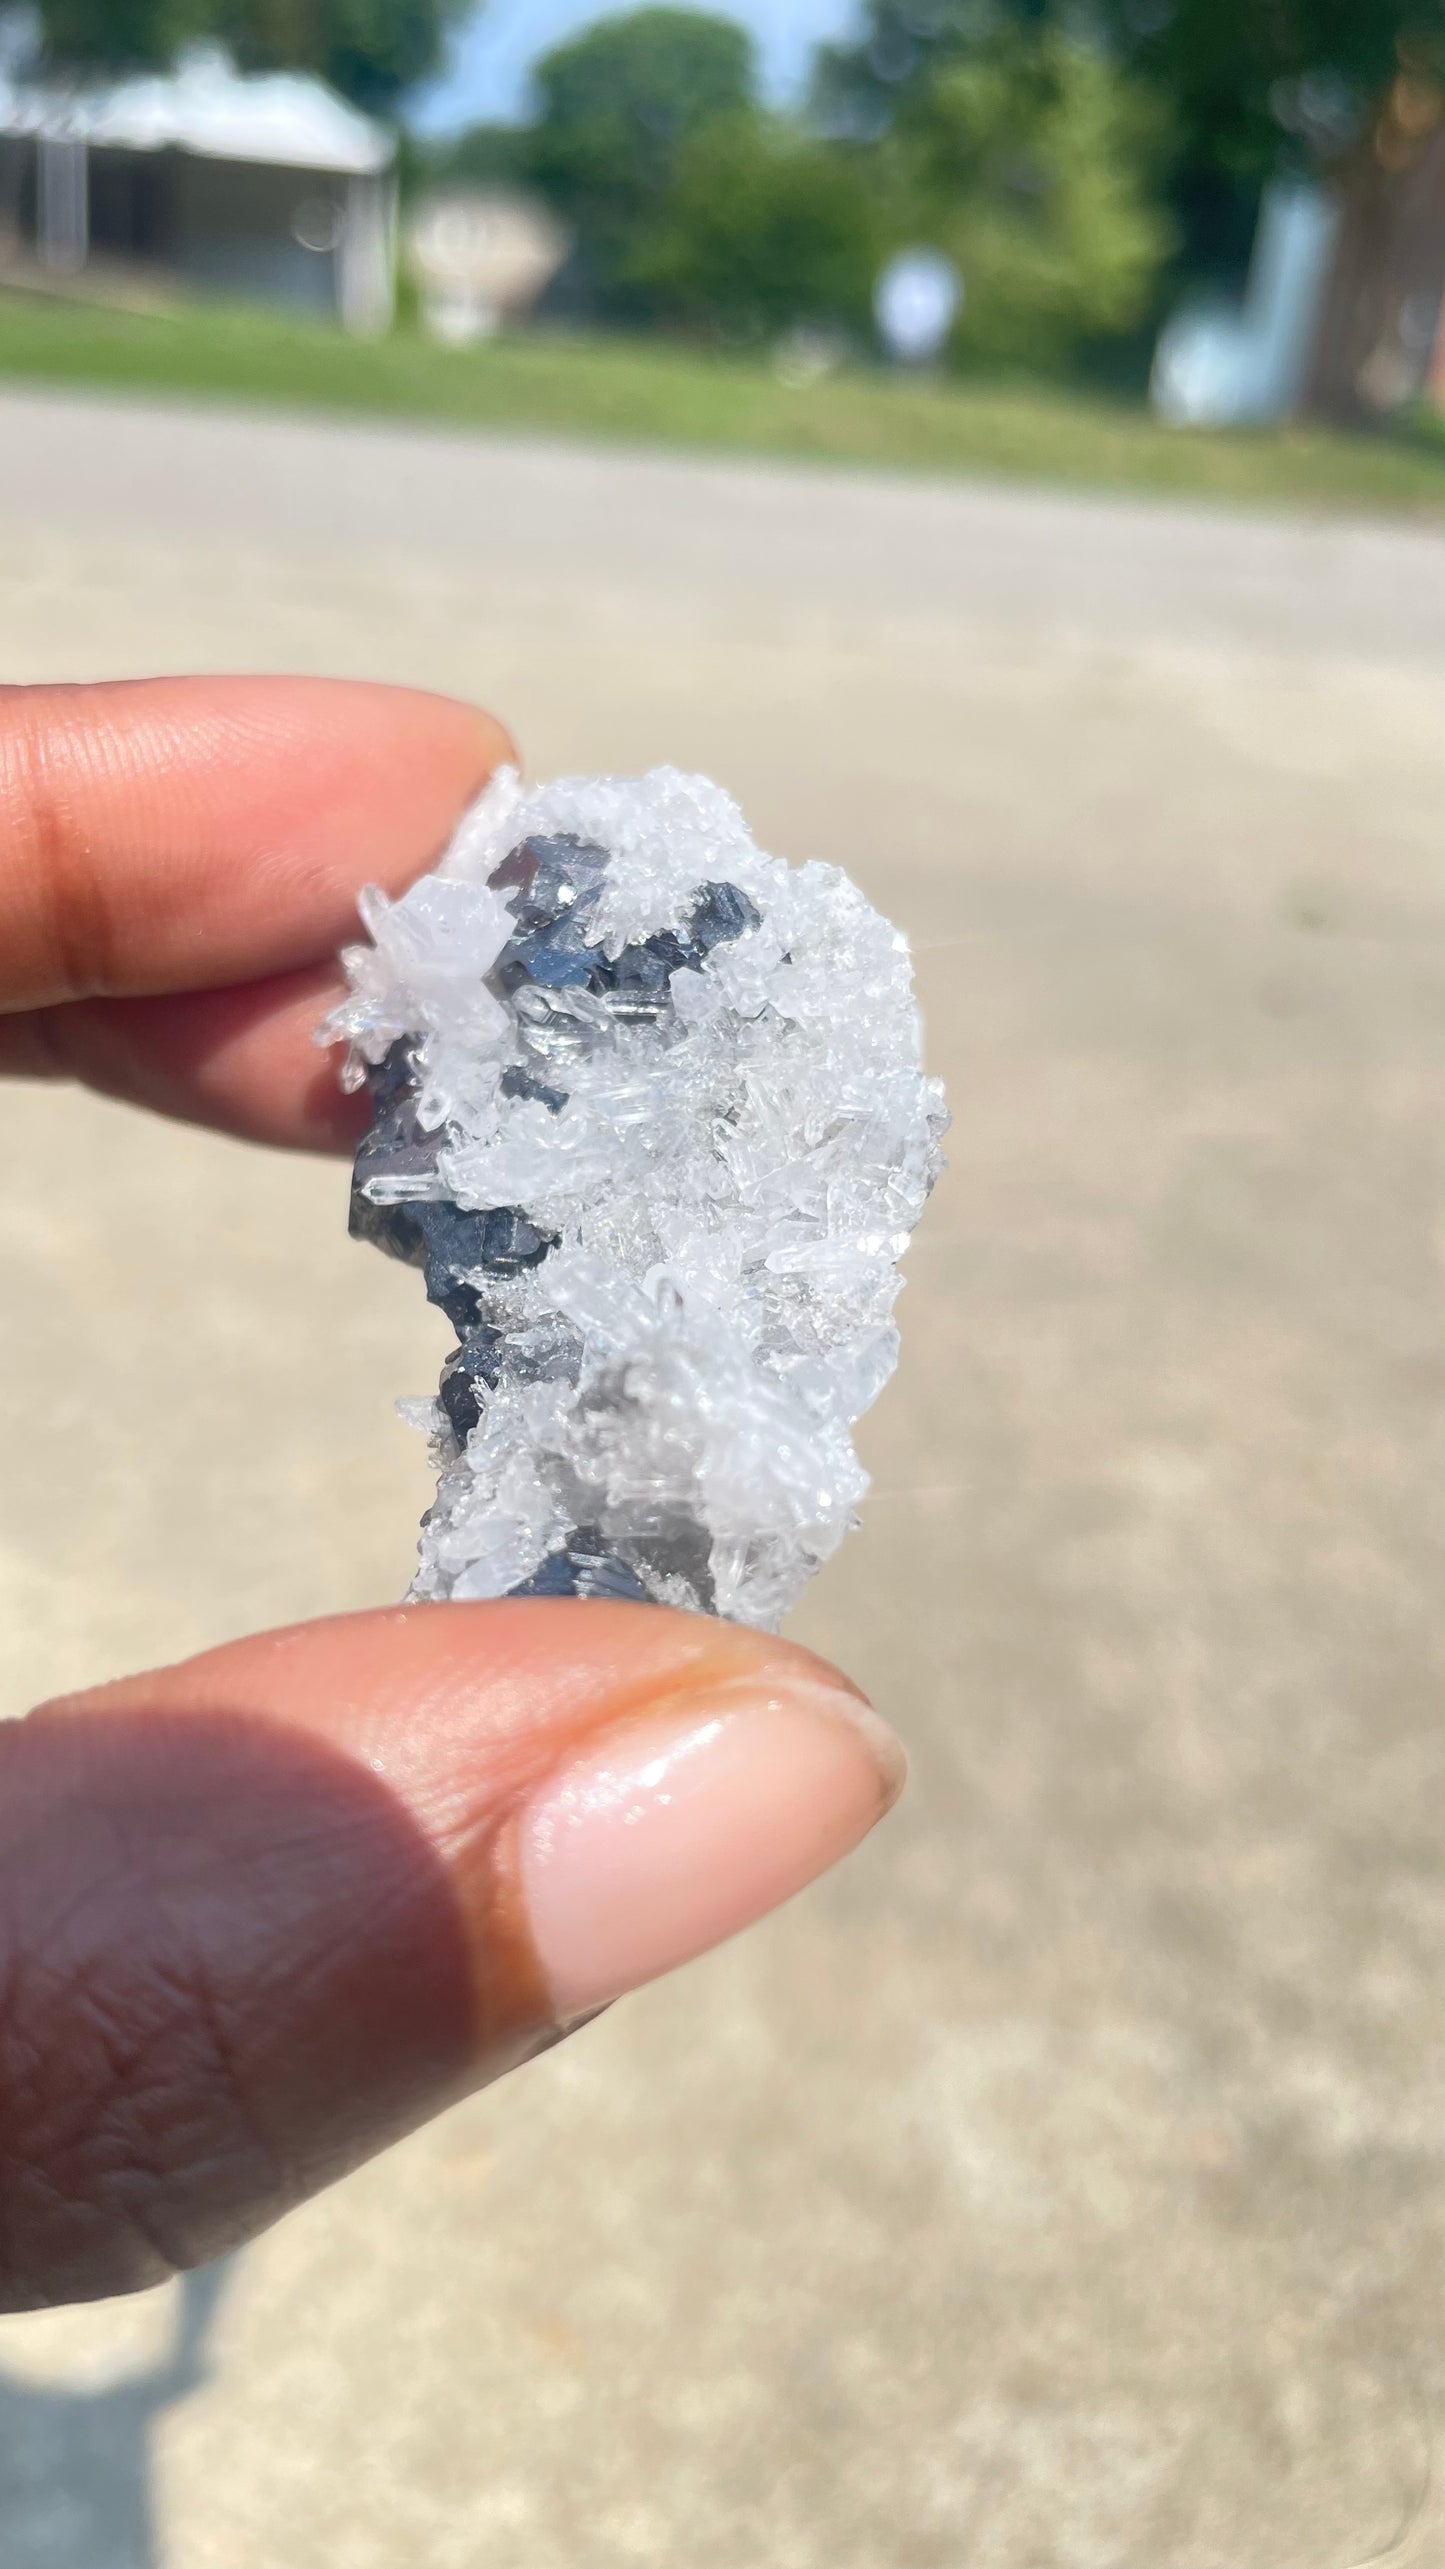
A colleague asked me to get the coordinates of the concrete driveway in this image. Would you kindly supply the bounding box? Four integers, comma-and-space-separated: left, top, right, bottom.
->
0, 387, 1440, 2567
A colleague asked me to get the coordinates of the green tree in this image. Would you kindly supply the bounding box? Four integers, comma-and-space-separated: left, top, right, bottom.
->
816, 0, 1445, 157
1094, 0, 1445, 194
429, 120, 534, 190
33, 0, 465, 108
523, 6, 756, 298
812, 1, 1031, 138
634, 113, 883, 337
886, 30, 1173, 368
217, 0, 468, 112
816, 0, 1445, 274
33, 0, 214, 73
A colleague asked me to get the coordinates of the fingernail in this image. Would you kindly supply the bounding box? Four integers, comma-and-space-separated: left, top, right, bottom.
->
518, 1670, 905, 2020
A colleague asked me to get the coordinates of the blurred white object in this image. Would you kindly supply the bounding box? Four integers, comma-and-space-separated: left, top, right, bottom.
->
1151, 177, 1340, 427
35, 132, 86, 273
773, 322, 847, 387
407, 189, 568, 345
874, 246, 961, 364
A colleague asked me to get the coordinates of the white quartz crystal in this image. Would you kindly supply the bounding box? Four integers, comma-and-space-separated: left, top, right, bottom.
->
321, 766, 946, 1631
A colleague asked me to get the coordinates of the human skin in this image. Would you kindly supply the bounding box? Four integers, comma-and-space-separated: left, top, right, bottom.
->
0, 679, 904, 2312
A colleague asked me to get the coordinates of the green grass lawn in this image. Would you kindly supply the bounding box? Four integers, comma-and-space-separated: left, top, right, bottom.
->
2, 285, 1444, 515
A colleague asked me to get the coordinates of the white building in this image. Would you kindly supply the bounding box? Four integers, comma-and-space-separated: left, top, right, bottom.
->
0, 45, 396, 333
406, 188, 570, 343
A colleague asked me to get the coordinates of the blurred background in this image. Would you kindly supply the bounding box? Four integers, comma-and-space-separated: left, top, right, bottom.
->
7, 0, 1445, 476
0, 3, 1443, 2565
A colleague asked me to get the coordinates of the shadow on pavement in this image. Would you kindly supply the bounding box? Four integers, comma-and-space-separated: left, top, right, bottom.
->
0, 2262, 231, 2568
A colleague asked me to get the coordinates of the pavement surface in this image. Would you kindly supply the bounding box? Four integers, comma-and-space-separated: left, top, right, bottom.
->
0, 386, 1440, 2569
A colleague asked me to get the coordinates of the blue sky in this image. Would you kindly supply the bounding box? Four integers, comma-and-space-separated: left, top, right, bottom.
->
409, 0, 862, 134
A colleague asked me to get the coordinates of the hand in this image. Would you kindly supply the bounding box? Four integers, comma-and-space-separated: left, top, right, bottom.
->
0, 678, 904, 2312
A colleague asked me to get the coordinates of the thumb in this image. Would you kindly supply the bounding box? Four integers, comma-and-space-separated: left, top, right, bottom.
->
0, 1600, 902, 2310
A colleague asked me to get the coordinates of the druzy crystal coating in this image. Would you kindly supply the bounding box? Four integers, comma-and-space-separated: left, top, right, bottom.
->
322, 767, 946, 1631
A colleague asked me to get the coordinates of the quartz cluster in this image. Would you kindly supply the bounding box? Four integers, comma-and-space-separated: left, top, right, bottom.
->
322, 766, 946, 1631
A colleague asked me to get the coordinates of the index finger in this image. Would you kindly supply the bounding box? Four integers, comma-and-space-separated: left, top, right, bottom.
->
0, 677, 512, 1147
0, 677, 511, 1008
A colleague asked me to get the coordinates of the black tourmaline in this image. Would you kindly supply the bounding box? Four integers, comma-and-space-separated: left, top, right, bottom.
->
349, 834, 759, 1598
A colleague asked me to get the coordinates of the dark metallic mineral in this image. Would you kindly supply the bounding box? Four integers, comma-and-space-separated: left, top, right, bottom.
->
349, 1039, 438, 1208
437, 1315, 583, 1445
690, 879, 761, 953
499, 1064, 568, 1115
351, 1181, 556, 1330
511, 1530, 651, 1604
437, 1328, 506, 1444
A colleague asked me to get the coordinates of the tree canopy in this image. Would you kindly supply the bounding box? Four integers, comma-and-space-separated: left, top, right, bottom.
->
816, 0, 1445, 189
218, 0, 467, 115
517, 7, 757, 303
635, 112, 883, 336
883, 28, 1172, 366
1098, 0, 1445, 189
32, 0, 211, 74
531, 6, 754, 171
32, 0, 466, 109
808, 0, 1445, 293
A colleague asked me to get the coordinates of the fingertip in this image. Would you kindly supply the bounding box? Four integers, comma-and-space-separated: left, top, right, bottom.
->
8, 1604, 898, 2302
0, 677, 523, 1138
112, 1599, 903, 2015
516, 1668, 901, 2020
0, 676, 521, 1010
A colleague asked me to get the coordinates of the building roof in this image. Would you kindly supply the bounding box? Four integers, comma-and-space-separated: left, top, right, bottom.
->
0, 44, 392, 176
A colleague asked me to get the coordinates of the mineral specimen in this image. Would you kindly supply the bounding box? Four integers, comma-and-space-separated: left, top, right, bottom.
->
321, 766, 947, 1632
